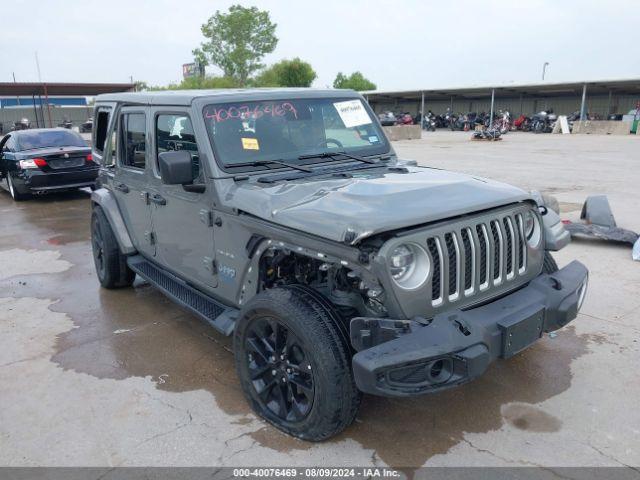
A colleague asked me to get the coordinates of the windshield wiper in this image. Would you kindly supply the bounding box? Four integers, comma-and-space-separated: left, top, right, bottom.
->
298, 151, 381, 164
227, 159, 312, 173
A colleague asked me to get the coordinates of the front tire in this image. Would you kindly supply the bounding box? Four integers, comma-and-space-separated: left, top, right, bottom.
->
91, 206, 135, 288
234, 285, 360, 441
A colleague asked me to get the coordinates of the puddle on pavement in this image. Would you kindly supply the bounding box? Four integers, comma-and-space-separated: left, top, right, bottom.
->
0, 193, 592, 467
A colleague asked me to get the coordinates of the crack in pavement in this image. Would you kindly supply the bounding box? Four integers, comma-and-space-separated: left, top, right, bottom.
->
585, 439, 640, 471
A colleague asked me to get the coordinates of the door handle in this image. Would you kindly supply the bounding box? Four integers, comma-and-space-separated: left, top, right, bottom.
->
114, 182, 129, 193
149, 193, 167, 206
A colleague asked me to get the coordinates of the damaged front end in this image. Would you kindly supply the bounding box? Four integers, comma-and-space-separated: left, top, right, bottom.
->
350, 261, 588, 397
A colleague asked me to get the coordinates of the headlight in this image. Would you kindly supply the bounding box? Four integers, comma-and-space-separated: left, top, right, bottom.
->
389, 243, 430, 290
523, 210, 541, 247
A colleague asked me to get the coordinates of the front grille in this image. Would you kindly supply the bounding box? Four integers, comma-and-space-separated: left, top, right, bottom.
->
426, 209, 530, 308
476, 224, 489, 286
426, 238, 441, 303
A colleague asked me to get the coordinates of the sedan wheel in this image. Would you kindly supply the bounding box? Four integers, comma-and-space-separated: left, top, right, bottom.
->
6, 174, 29, 201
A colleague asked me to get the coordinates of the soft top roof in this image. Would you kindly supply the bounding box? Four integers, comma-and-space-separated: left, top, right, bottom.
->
96, 88, 361, 106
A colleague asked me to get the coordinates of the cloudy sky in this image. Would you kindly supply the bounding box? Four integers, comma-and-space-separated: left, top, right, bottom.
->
2, 0, 638, 90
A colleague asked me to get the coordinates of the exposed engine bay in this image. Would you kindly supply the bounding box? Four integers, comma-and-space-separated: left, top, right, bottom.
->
258, 249, 387, 318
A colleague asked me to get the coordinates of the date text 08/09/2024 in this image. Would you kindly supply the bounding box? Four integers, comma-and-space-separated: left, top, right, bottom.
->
232, 468, 401, 478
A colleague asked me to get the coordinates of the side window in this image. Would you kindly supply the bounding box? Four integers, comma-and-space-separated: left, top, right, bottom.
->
120, 113, 147, 170
156, 114, 200, 178
108, 127, 117, 167
94, 108, 111, 154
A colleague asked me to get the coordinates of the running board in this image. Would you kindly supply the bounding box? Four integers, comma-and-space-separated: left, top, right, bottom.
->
127, 255, 237, 336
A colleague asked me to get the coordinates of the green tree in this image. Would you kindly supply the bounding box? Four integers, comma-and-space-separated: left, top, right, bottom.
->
254, 58, 317, 87
333, 71, 376, 91
145, 75, 241, 91
177, 76, 240, 89
193, 5, 278, 86
134, 80, 149, 92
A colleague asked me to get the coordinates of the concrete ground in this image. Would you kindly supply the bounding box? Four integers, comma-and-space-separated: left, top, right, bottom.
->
1, 132, 639, 468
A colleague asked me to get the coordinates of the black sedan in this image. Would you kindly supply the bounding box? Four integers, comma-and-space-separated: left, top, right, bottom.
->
0, 128, 98, 201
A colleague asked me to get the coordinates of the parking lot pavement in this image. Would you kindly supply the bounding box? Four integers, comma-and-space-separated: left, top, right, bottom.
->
0, 132, 639, 468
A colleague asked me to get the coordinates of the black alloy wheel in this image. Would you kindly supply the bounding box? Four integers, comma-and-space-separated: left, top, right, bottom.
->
90, 206, 135, 289
91, 213, 106, 279
244, 316, 315, 423
234, 286, 360, 441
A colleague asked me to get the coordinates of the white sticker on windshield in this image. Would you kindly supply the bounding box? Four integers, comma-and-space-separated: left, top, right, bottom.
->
333, 99, 372, 128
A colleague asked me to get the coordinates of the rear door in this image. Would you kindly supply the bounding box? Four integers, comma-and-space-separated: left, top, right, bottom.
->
0, 135, 16, 178
112, 108, 155, 257
147, 108, 217, 288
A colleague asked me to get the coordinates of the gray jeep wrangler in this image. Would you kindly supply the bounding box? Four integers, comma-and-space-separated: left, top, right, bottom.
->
90, 89, 588, 441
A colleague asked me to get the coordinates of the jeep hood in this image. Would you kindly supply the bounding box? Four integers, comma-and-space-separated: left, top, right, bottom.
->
225, 166, 532, 244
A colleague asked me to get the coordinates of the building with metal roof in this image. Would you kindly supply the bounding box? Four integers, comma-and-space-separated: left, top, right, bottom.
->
363, 78, 640, 120
0, 83, 134, 129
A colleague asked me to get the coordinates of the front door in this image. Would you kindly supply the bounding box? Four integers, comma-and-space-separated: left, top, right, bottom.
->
148, 110, 217, 288
112, 108, 155, 257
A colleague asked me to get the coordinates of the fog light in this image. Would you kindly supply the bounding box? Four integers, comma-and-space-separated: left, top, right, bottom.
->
576, 277, 588, 311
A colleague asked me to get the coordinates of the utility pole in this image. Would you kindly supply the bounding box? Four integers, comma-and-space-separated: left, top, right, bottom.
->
35, 52, 42, 82
580, 84, 588, 122
542, 62, 549, 81
13, 72, 20, 106
489, 89, 495, 129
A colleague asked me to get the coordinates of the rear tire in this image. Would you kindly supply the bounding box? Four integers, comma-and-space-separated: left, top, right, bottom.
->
543, 252, 559, 274
91, 205, 135, 288
6, 174, 30, 201
234, 285, 360, 441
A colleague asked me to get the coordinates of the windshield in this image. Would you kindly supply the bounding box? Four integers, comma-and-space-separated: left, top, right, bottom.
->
202, 97, 389, 169
16, 130, 87, 151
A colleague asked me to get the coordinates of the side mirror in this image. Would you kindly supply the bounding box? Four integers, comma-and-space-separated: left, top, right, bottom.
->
158, 150, 194, 185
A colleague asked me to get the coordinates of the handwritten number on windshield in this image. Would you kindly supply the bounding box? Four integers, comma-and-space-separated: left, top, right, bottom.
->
205, 102, 298, 122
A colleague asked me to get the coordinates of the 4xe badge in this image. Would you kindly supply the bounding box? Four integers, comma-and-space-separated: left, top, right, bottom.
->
218, 264, 236, 283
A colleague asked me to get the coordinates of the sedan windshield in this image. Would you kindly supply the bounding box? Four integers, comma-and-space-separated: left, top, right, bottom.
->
202, 97, 389, 169
16, 130, 87, 151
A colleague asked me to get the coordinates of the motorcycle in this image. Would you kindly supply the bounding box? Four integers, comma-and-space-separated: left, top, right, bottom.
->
433, 114, 447, 128
422, 111, 437, 131
58, 117, 73, 129
396, 112, 414, 126
11, 118, 31, 131
80, 117, 94, 133
472, 128, 501, 141
378, 111, 396, 127
531, 109, 556, 133
493, 110, 511, 134
443, 109, 457, 129
449, 113, 467, 131
514, 114, 531, 131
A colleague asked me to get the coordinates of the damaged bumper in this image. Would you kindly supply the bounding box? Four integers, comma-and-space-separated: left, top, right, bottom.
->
13, 168, 99, 194
351, 260, 588, 397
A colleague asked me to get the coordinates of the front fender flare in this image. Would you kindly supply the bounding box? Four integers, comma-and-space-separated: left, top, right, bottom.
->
91, 188, 136, 255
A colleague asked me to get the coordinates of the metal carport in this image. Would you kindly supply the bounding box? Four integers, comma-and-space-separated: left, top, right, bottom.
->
364, 78, 640, 121
0, 82, 135, 128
